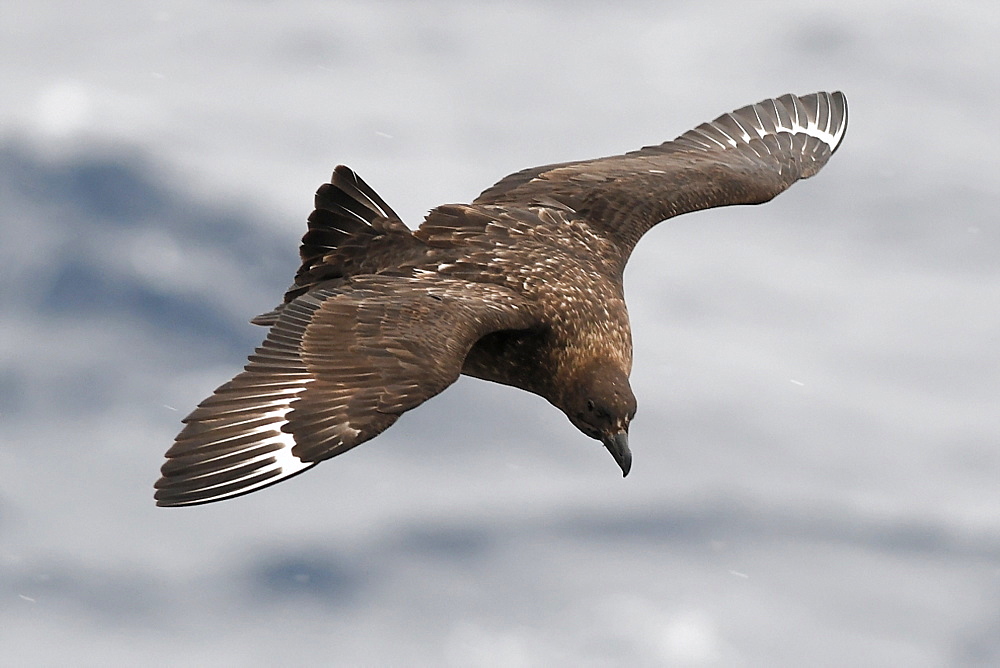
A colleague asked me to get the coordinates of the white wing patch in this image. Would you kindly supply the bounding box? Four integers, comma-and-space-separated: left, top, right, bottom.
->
679, 91, 848, 156
751, 92, 847, 150
155, 375, 318, 506
178, 415, 308, 505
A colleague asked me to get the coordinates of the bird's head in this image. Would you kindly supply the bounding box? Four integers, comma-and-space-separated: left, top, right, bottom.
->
563, 365, 637, 476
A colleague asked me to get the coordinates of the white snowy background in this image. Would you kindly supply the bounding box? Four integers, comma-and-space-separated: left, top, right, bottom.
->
2, 1, 998, 665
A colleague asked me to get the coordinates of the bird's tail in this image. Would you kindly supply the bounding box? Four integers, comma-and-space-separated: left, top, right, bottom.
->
252, 166, 410, 325
298, 165, 402, 268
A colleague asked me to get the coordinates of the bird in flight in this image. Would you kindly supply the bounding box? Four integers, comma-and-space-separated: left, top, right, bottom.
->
156, 91, 848, 507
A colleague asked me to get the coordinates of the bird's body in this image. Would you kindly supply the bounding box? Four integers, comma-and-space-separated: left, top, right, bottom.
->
423, 203, 635, 399
156, 91, 847, 507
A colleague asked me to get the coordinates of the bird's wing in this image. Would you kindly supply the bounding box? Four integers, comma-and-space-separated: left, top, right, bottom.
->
474, 91, 847, 256
155, 274, 537, 506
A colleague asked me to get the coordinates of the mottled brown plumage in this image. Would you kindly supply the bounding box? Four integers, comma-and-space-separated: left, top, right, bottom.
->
156, 91, 848, 506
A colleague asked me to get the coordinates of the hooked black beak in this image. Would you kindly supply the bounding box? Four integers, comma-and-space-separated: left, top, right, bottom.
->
603, 430, 632, 477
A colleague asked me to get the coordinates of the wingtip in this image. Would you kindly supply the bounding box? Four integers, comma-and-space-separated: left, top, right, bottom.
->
674, 90, 849, 165
153, 459, 320, 507
827, 91, 849, 155
332, 164, 354, 179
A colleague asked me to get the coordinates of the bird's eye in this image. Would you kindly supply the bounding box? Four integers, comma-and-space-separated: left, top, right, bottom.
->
586, 399, 595, 411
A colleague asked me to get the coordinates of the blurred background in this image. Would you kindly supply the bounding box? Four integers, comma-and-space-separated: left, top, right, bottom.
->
2, 1, 998, 665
